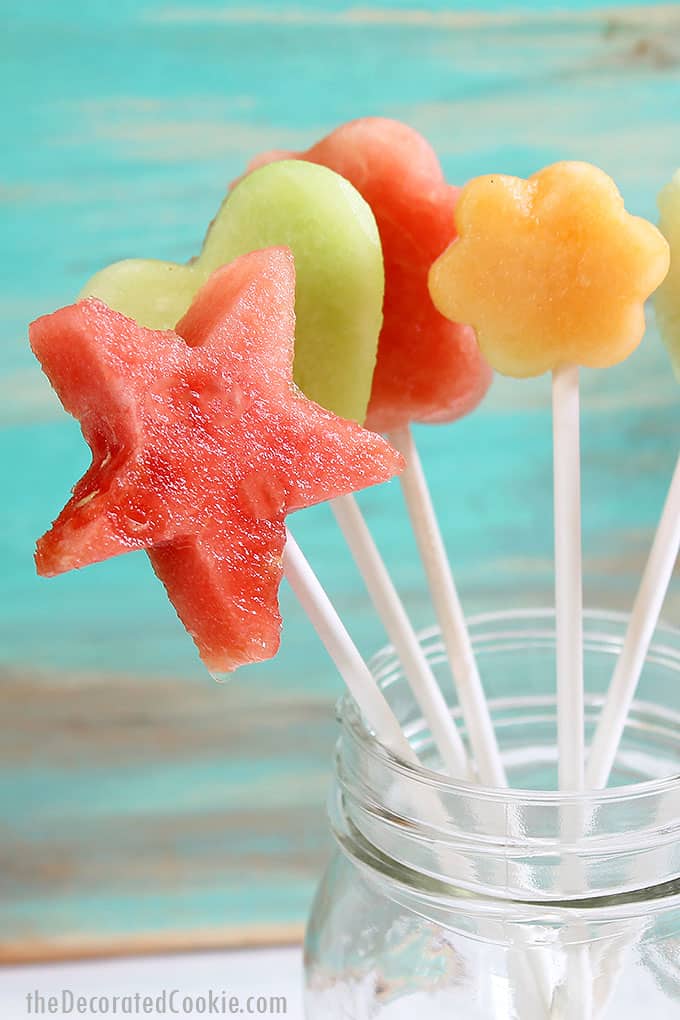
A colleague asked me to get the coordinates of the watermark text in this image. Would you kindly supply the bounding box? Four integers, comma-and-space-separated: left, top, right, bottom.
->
25, 989, 287, 1016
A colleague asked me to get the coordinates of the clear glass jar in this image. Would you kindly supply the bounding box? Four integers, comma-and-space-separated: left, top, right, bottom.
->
304, 610, 680, 1019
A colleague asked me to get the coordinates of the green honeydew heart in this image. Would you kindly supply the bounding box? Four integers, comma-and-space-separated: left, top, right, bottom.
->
81, 160, 385, 423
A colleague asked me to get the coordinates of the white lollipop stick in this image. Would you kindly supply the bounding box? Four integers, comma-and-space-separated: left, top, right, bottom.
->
582, 458, 680, 1020
387, 425, 506, 787
284, 529, 473, 863
552, 365, 593, 1019
283, 528, 418, 764
285, 528, 552, 1013
552, 364, 585, 792
586, 453, 680, 789
331, 494, 469, 778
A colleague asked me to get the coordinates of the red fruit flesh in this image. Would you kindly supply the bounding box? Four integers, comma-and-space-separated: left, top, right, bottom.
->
245, 118, 493, 432
32, 248, 403, 672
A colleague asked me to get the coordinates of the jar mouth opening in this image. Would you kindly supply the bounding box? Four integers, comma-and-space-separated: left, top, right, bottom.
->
330, 791, 680, 920
335, 608, 680, 905
339, 607, 680, 807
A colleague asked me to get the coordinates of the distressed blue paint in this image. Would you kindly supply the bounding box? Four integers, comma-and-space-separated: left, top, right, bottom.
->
1, 0, 680, 958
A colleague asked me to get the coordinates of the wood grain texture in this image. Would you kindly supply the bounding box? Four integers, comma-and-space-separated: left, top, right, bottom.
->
2, 0, 680, 960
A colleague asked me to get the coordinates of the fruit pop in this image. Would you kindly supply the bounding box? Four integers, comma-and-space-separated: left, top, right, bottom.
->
586, 170, 680, 789
32, 249, 402, 674
429, 161, 670, 791
241, 116, 492, 431
430, 160, 670, 1020
82, 156, 469, 775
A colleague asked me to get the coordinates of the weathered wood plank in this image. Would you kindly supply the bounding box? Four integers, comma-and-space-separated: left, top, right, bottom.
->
0, 665, 330, 960
1, 0, 679, 959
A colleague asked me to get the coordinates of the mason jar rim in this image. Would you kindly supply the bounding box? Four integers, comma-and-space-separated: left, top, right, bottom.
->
332, 608, 680, 906
339, 606, 680, 805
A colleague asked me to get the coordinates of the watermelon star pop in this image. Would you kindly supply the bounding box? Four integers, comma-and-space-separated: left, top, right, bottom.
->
241, 116, 493, 431
32, 248, 403, 673
80, 140, 472, 777
81, 161, 383, 424
429, 161, 670, 793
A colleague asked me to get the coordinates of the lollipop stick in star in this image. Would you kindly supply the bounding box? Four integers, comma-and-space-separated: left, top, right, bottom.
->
38, 246, 468, 808
32, 247, 423, 773
429, 161, 670, 793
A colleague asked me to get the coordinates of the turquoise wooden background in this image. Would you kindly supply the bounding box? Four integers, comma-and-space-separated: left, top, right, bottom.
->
2, 0, 679, 961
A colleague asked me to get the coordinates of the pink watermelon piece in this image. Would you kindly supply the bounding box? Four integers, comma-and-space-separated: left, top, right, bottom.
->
244, 117, 493, 433
31, 248, 403, 672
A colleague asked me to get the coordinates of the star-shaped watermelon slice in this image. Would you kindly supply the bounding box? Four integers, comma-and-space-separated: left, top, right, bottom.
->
31, 248, 403, 672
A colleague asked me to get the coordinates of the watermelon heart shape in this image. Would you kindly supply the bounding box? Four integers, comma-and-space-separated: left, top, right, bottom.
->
81, 161, 384, 424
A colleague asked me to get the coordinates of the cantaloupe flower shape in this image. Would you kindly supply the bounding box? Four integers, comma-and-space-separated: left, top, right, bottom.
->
429, 161, 670, 378
656, 170, 680, 379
